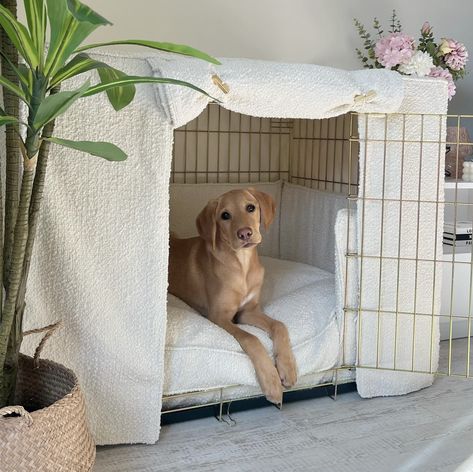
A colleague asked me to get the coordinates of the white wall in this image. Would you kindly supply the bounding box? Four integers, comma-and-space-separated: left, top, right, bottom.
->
82, 0, 473, 114
16, 0, 473, 113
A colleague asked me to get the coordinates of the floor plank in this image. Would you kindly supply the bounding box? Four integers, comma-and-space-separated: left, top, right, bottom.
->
94, 340, 473, 472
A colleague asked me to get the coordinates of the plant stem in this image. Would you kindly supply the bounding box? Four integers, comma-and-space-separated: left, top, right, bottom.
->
0, 119, 3, 321
1, 0, 20, 295
7, 86, 59, 405
0, 0, 19, 407
0, 165, 35, 406
0, 69, 43, 407
15, 111, 58, 318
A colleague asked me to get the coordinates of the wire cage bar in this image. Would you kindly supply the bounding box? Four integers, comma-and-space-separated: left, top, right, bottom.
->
164, 103, 473, 415
172, 104, 292, 185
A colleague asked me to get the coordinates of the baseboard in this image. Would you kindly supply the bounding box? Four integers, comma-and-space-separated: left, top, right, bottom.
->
440, 317, 470, 341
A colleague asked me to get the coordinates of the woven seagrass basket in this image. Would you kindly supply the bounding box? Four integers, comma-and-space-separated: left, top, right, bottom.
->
0, 325, 95, 472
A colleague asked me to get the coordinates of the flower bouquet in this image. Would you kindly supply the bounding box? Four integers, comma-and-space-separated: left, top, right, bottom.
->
354, 11, 468, 100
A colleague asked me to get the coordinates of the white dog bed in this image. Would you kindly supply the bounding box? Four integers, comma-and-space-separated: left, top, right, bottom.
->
163, 256, 341, 402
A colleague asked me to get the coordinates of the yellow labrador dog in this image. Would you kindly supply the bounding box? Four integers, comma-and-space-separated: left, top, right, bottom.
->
169, 188, 297, 405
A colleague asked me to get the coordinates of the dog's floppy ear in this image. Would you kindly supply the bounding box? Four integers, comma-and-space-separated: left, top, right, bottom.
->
247, 188, 276, 230
196, 199, 219, 249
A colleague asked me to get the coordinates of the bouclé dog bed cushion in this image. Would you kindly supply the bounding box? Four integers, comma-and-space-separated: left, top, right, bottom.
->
163, 256, 340, 396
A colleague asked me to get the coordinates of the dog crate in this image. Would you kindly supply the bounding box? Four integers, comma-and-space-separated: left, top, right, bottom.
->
24, 52, 473, 444
164, 106, 357, 418
163, 101, 473, 417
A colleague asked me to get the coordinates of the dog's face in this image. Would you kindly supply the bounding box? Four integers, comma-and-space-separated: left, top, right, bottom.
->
196, 188, 276, 251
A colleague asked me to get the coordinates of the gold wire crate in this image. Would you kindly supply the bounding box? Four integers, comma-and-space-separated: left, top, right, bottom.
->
165, 105, 473, 414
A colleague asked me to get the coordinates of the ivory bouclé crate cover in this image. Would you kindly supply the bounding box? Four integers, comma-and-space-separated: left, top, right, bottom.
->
21, 50, 447, 444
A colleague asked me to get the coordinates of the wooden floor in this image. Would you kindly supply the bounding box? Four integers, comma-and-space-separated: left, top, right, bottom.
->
95, 340, 473, 472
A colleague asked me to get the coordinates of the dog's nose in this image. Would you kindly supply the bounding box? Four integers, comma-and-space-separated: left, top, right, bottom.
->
237, 227, 253, 241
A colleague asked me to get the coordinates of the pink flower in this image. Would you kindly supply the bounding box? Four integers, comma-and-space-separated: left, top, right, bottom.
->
374, 33, 415, 68
421, 22, 432, 35
439, 38, 469, 71
429, 66, 456, 100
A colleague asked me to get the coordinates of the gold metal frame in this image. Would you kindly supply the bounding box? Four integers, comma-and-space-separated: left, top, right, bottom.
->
164, 104, 473, 415
162, 368, 355, 418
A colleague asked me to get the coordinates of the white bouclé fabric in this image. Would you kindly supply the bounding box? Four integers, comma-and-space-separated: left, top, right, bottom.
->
164, 256, 340, 396
280, 183, 348, 273
355, 77, 448, 397
149, 56, 405, 127
18, 47, 446, 444
21, 52, 172, 445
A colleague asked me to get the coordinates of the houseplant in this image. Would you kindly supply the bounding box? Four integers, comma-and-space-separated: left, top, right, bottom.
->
0, 0, 217, 468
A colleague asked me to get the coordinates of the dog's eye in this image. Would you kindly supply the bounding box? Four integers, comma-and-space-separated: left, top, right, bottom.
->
221, 211, 231, 220
246, 204, 256, 213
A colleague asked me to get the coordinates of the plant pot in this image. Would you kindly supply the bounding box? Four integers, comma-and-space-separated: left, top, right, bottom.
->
0, 354, 95, 471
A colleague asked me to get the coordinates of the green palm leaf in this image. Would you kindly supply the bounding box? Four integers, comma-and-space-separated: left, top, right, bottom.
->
18, 64, 33, 97
83, 75, 215, 101
52, 55, 136, 110
45, 136, 127, 161
97, 67, 135, 111
66, 0, 111, 25
76, 39, 220, 65
0, 74, 26, 101
0, 116, 19, 126
51, 53, 108, 86
0, 4, 39, 68
45, 0, 111, 76
0, 49, 30, 90
34, 80, 90, 129
24, 0, 46, 65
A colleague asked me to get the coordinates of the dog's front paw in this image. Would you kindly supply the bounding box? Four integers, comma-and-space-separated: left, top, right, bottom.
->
259, 365, 283, 406
276, 350, 298, 388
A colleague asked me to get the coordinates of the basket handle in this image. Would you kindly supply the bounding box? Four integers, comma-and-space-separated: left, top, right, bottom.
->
0, 405, 33, 426
23, 321, 62, 368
